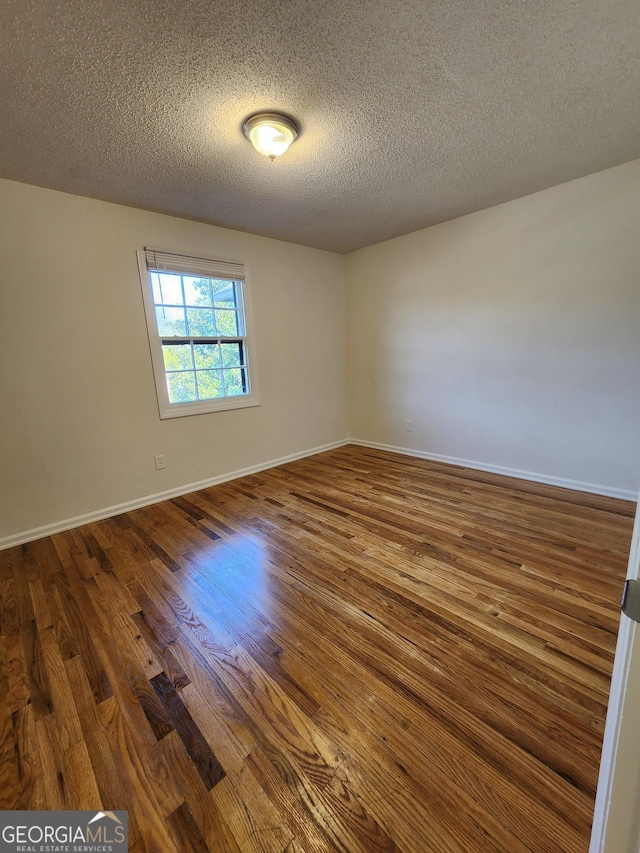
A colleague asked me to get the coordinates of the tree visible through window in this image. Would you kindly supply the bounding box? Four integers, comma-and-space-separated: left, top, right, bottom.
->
138, 250, 258, 418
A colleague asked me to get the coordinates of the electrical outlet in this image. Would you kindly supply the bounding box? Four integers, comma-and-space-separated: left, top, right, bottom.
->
405, 420, 412, 432
154, 454, 166, 470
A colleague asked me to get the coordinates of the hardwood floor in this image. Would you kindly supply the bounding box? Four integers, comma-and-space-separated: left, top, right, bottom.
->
0, 445, 635, 852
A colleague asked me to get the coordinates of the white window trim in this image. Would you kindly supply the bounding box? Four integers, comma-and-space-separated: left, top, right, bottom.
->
137, 249, 260, 419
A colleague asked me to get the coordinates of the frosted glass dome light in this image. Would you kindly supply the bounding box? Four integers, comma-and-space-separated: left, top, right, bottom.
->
242, 113, 298, 160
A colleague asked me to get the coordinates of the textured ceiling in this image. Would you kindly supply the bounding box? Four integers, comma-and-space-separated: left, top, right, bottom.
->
1, 0, 639, 253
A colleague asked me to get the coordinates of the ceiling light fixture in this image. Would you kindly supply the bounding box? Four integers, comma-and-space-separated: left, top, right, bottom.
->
242, 112, 298, 161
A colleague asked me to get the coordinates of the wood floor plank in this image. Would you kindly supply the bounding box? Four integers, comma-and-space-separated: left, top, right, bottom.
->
29, 578, 52, 631
39, 624, 83, 749
0, 635, 19, 809
64, 655, 141, 841
97, 694, 181, 853
150, 670, 225, 791
178, 678, 256, 776
132, 609, 191, 690
4, 630, 30, 715
210, 774, 293, 853
11, 703, 44, 809
63, 737, 103, 810
48, 563, 113, 703
35, 711, 68, 809
21, 618, 53, 719
244, 745, 344, 853
0, 446, 633, 852
166, 801, 210, 853
158, 730, 245, 853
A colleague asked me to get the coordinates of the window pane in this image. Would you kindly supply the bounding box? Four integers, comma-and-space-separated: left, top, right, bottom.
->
213, 280, 236, 308
156, 273, 184, 306
196, 369, 223, 400
183, 276, 213, 307
151, 272, 162, 303
156, 306, 187, 336
194, 343, 220, 369
215, 309, 238, 336
186, 307, 216, 336
162, 343, 193, 371
220, 341, 243, 367
167, 371, 197, 403
223, 368, 246, 396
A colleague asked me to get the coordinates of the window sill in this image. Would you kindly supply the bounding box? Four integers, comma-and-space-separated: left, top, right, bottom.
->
158, 395, 260, 419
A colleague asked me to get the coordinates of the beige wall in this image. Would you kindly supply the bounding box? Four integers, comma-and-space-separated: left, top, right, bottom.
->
346, 160, 640, 494
0, 180, 348, 541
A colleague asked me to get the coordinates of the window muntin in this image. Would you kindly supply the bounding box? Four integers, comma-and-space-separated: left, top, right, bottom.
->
138, 250, 258, 418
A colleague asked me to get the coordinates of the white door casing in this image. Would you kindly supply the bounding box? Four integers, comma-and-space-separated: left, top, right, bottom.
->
590, 495, 640, 853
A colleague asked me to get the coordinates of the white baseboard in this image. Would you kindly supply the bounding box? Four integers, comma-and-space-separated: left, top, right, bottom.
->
350, 439, 637, 502
3, 437, 635, 551
0, 439, 350, 551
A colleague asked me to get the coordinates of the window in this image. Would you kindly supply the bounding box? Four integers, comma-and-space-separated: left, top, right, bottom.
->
138, 249, 259, 418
